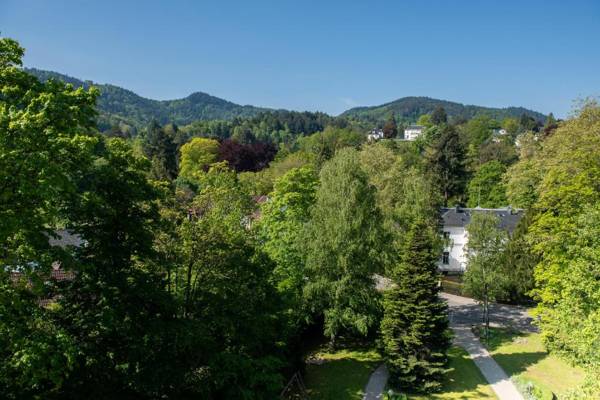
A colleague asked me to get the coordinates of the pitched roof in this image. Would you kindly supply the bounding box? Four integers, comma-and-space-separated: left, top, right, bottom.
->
440, 207, 524, 233
405, 125, 424, 130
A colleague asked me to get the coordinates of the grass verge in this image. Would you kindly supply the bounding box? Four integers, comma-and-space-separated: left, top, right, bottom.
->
304, 347, 382, 400
477, 327, 585, 399
408, 346, 497, 399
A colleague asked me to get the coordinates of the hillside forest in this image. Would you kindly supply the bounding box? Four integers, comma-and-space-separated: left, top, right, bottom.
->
2, 37, 599, 399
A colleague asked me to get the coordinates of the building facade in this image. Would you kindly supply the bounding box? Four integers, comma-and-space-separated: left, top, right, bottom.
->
403, 125, 424, 140
437, 207, 524, 273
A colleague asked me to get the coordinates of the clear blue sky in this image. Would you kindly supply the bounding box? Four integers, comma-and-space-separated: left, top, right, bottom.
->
2, 0, 599, 117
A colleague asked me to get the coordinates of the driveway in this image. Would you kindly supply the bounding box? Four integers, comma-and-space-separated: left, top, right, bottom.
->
441, 292, 536, 332
442, 292, 533, 400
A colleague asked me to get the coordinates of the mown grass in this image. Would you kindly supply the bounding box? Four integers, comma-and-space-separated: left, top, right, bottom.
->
304, 344, 497, 399
481, 327, 585, 399
304, 347, 382, 400
408, 346, 497, 400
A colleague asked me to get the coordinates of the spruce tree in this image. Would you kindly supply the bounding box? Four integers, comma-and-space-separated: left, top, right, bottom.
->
381, 221, 450, 393
426, 124, 467, 205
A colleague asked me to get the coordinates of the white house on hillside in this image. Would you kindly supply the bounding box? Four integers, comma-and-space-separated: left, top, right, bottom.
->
404, 125, 424, 141
367, 128, 385, 141
438, 207, 524, 273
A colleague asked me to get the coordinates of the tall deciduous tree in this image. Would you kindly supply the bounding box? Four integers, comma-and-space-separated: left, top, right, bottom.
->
178, 137, 219, 183
0, 37, 97, 265
466, 161, 508, 208
381, 222, 449, 393
463, 212, 507, 343
259, 166, 318, 309
175, 163, 284, 398
303, 148, 384, 345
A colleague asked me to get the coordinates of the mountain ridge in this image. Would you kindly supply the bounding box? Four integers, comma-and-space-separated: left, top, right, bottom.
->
26, 68, 272, 130
26, 68, 546, 130
341, 96, 546, 124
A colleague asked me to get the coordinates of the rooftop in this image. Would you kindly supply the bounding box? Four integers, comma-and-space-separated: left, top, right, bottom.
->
440, 206, 524, 232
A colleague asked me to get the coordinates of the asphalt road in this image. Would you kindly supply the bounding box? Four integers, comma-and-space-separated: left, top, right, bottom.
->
441, 292, 537, 332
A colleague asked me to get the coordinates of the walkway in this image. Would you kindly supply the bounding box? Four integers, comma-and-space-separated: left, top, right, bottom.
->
444, 292, 528, 400
362, 293, 531, 400
362, 364, 389, 400
452, 325, 524, 400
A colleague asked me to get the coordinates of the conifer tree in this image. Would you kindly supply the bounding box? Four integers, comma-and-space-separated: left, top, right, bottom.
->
381, 222, 450, 393
430, 106, 448, 125
383, 114, 398, 138
426, 124, 467, 205
143, 120, 178, 180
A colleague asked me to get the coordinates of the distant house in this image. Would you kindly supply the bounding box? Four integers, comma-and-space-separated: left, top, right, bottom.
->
403, 125, 424, 141
491, 128, 508, 143
367, 128, 385, 141
438, 206, 523, 273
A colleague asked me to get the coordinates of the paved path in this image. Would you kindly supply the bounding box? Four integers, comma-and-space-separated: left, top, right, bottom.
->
362, 364, 389, 400
443, 292, 528, 400
452, 325, 524, 400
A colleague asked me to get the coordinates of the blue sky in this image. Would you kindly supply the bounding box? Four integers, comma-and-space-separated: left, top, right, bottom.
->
2, 0, 599, 117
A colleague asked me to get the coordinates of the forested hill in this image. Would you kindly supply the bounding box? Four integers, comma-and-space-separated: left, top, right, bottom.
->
340, 96, 546, 124
26, 68, 271, 130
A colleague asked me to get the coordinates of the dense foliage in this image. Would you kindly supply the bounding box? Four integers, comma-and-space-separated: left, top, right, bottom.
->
6, 35, 599, 399
341, 96, 546, 125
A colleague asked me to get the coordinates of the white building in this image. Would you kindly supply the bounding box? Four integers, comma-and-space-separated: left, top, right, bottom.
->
491, 128, 509, 143
367, 128, 385, 141
403, 125, 424, 141
437, 207, 524, 273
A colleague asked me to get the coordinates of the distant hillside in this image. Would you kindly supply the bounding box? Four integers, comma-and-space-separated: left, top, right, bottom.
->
341, 96, 546, 124
26, 68, 271, 130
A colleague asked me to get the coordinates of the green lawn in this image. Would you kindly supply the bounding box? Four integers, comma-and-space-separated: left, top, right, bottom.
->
304, 347, 382, 400
304, 345, 497, 400
481, 327, 585, 399
408, 347, 497, 400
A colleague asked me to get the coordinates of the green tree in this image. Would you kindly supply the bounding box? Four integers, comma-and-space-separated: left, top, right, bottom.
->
499, 214, 536, 304
430, 106, 448, 125
381, 222, 449, 393
296, 127, 364, 167
303, 148, 384, 345
501, 117, 520, 135
259, 166, 318, 304
175, 163, 284, 398
461, 115, 497, 146
0, 37, 98, 266
426, 125, 468, 205
524, 102, 600, 371
463, 212, 508, 343
467, 161, 508, 208
417, 114, 433, 127
383, 114, 398, 138
178, 137, 220, 183
143, 120, 179, 180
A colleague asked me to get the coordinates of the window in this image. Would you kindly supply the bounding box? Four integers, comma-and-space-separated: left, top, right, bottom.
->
442, 252, 449, 265
443, 231, 450, 239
